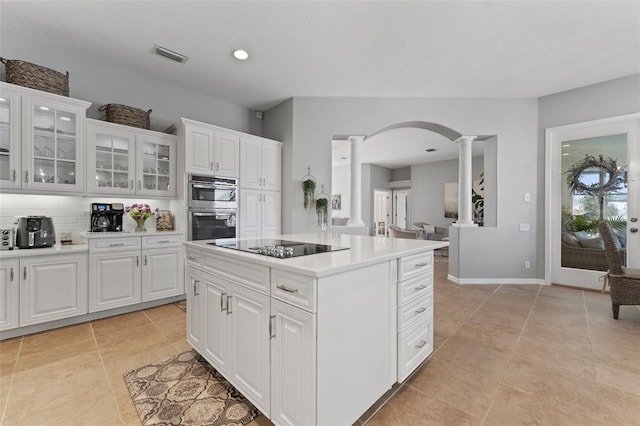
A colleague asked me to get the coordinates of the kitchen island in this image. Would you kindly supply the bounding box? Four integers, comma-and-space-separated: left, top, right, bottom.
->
184, 233, 447, 426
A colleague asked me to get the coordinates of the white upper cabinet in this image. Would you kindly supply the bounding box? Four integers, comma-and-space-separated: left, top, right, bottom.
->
0, 82, 90, 193
86, 119, 177, 197
182, 118, 239, 177
240, 136, 281, 191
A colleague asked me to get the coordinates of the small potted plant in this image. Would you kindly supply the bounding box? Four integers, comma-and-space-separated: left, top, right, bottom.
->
301, 167, 316, 209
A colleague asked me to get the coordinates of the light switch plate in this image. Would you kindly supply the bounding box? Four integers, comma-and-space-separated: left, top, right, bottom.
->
519, 223, 530, 231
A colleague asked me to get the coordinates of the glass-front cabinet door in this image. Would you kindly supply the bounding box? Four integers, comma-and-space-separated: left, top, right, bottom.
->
136, 134, 176, 197
0, 87, 21, 189
86, 121, 136, 194
22, 95, 89, 193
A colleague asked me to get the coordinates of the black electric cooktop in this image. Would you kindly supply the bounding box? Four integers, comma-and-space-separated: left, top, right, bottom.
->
207, 239, 349, 258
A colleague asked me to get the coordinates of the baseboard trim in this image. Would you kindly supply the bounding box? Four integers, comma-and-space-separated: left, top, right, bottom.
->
447, 274, 546, 285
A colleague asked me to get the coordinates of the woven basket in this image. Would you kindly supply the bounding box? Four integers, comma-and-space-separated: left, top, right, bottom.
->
99, 104, 152, 129
1, 57, 69, 96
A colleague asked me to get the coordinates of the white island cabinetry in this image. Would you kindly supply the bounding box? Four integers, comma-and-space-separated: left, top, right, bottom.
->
185, 234, 446, 426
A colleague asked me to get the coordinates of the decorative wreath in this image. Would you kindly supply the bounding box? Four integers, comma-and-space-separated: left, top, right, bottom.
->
565, 154, 624, 195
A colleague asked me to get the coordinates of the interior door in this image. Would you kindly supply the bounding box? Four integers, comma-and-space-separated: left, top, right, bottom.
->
546, 114, 639, 289
393, 190, 410, 229
373, 189, 392, 236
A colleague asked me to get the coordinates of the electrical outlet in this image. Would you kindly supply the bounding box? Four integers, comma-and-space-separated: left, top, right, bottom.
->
519, 223, 530, 231
525, 260, 531, 269
524, 192, 531, 202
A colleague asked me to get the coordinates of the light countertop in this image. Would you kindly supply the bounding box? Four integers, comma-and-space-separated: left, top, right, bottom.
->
0, 243, 89, 259
184, 233, 448, 277
81, 230, 184, 238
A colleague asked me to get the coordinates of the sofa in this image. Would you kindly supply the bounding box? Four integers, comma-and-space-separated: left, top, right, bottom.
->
411, 222, 449, 241
561, 231, 626, 271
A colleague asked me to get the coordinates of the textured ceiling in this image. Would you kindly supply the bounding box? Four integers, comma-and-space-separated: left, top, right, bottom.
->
1, 1, 639, 111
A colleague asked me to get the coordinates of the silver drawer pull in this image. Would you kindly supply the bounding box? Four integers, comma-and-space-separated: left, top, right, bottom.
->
226, 295, 232, 314
108, 243, 125, 247
415, 262, 428, 267
415, 307, 427, 314
220, 292, 227, 312
415, 340, 427, 349
414, 284, 427, 291
187, 255, 198, 261
276, 284, 298, 293
269, 315, 276, 339
10, 267, 14, 281
157, 240, 172, 244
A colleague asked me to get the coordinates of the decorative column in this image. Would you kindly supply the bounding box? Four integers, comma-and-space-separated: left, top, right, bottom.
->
454, 136, 477, 227
347, 135, 366, 227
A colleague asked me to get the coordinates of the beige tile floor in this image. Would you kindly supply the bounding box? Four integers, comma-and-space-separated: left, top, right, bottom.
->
1, 255, 639, 425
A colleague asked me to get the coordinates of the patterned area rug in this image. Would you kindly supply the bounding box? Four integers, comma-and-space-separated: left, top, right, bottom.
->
123, 350, 259, 426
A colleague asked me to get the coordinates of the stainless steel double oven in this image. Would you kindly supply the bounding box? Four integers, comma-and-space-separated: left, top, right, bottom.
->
188, 174, 237, 241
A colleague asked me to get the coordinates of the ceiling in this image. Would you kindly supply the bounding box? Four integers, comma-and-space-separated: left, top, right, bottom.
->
2, 1, 637, 170
1, 1, 638, 112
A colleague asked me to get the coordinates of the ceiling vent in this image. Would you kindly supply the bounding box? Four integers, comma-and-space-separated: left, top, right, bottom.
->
154, 45, 188, 63
425, 148, 437, 152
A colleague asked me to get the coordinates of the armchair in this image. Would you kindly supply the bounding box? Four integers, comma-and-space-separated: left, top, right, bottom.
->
388, 225, 418, 239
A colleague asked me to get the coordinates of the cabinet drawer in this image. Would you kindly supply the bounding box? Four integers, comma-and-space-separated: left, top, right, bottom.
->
398, 273, 433, 306
142, 234, 183, 248
271, 270, 316, 313
398, 292, 433, 332
203, 252, 270, 295
89, 237, 141, 252
397, 314, 433, 382
185, 247, 203, 267
398, 251, 433, 281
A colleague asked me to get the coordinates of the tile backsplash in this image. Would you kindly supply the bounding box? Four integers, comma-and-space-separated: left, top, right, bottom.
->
0, 194, 176, 240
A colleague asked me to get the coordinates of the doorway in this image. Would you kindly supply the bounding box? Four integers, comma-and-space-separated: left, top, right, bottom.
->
393, 190, 411, 229
546, 114, 639, 289
373, 189, 392, 236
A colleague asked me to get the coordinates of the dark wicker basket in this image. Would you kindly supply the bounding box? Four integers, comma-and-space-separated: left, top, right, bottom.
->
99, 104, 152, 129
1, 57, 69, 96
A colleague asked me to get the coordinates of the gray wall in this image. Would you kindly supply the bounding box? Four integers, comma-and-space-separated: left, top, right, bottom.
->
410, 156, 484, 230
391, 167, 411, 181
263, 96, 539, 280
537, 74, 640, 278
1, 24, 261, 135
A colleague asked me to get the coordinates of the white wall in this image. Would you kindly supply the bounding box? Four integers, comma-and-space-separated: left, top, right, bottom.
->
362, 164, 391, 234
263, 97, 540, 280
0, 24, 261, 135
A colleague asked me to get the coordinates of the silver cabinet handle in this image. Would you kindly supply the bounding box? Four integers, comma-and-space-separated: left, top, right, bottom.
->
415, 262, 428, 267
226, 295, 232, 315
130, 179, 134, 189
414, 284, 427, 291
269, 315, 276, 339
138, 180, 142, 190
276, 284, 298, 293
144, 255, 148, 266
12, 169, 16, 182
10, 267, 14, 281
220, 292, 227, 312
210, 161, 214, 170
24, 170, 28, 183
193, 279, 199, 296
109, 243, 124, 247
23, 266, 27, 280
157, 240, 172, 244
415, 340, 427, 349
136, 256, 139, 267
215, 161, 220, 171
187, 255, 197, 261
415, 307, 427, 314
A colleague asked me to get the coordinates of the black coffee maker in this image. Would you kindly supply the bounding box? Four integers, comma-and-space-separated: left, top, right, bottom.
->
90, 203, 124, 232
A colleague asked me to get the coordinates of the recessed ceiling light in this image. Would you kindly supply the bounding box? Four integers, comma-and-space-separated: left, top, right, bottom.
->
425, 148, 437, 152
154, 45, 188, 63
233, 49, 249, 60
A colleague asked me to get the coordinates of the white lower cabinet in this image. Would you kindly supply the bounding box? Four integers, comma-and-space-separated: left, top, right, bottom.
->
19, 253, 88, 327
89, 234, 184, 313
201, 271, 271, 416
270, 298, 316, 426
0, 259, 21, 331
185, 265, 203, 351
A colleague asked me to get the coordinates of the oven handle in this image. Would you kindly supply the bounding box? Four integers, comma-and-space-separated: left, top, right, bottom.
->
191, 212, 235, 218
191, 183, 237, 190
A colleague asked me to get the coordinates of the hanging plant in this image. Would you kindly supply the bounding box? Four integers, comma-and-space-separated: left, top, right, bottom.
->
302, 178, 316, 208
301, 166, 316, 209
316, 198, 328, 229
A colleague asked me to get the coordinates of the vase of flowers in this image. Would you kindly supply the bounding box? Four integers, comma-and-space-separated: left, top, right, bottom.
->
126, 203, 158, 232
